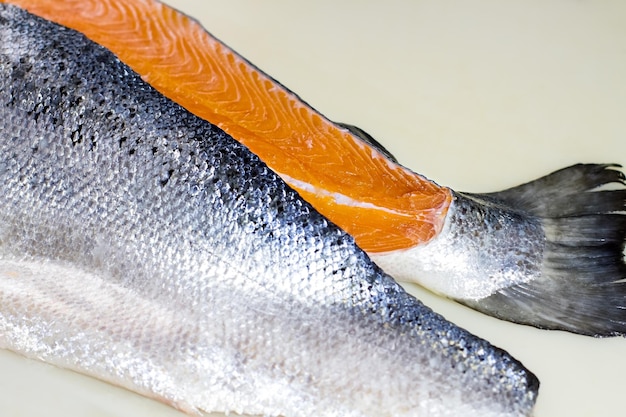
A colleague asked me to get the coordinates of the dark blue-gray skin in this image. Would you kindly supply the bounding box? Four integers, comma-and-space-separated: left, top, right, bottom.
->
0, 4, 537, 417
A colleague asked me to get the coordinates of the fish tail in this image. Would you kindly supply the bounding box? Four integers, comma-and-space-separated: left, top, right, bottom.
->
463, 163, 626, 336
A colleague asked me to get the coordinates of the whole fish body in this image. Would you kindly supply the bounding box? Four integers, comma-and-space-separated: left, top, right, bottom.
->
0, 5, 538, 417
7, 0, 624, 337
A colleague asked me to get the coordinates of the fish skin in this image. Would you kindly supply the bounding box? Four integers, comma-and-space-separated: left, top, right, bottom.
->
0, 5, 538, 417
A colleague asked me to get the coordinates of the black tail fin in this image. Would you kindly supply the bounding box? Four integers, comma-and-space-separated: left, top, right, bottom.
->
461, 164, 626, 337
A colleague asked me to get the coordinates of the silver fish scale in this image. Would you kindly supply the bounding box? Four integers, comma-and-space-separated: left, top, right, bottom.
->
0, 4, 537, 417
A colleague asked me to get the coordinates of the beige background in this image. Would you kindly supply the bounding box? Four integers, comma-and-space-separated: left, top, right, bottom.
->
2, 1, 626, 416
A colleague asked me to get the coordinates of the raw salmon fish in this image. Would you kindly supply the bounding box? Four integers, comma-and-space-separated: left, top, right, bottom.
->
0, 4, 539, 416
2, 0, 625, 337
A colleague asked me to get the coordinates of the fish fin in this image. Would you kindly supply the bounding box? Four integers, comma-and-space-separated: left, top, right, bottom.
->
480, 163, 626, 216
464, 164, 626, 337
336, 122, 399, 163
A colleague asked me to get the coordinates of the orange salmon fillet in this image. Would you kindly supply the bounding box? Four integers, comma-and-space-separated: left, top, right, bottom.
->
4, 0, 452, 252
